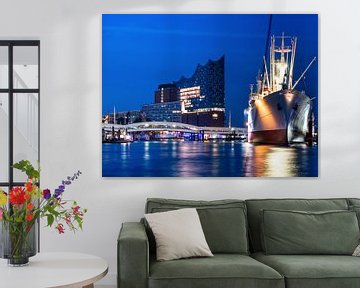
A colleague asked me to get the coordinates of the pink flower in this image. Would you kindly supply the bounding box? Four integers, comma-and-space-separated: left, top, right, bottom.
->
56, 223, 65, 234
65, 214, 71, 225
72, 205, 80, 215
0, 208, 3, 220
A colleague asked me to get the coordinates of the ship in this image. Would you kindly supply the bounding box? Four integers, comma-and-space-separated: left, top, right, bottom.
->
247, 33, 316, 145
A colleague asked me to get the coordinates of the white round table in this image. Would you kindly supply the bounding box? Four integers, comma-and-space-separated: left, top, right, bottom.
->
0, 252, 108, 288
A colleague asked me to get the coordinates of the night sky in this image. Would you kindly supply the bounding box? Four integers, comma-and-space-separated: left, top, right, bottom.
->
102, 14, 318, 127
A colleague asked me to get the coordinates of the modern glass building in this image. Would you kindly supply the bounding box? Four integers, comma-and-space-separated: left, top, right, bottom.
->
154, 83, 178, 104
175, 55, 225, 127
137, 56, 225, 127
142, 101, 182, 122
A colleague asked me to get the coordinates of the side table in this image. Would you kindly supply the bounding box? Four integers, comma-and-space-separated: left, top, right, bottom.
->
0, 252, 108, 288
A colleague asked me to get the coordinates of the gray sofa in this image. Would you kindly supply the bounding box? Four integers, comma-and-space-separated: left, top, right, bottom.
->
118, 198, 360, 288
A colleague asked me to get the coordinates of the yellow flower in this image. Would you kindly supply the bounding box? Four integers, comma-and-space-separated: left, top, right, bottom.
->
0, 190, 7, 206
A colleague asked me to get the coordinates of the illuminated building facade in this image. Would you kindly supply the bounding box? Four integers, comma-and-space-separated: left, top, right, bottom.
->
106, 56, 226, 126
175, 55, 225, 127
179, 86, 202, 111
142, 101, 182, 122
155, 83, 178, 103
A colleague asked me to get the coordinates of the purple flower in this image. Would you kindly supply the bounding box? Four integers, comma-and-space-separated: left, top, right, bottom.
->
54, 188, 65, 200
54, 170, 82, 199
43, 189, 51, 200
62, 180, 71, 185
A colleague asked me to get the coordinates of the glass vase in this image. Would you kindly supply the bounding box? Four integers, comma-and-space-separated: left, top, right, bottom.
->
0, 220, 37, 266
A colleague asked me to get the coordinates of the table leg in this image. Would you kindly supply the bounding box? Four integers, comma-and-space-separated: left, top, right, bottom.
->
82, 284, 94, 288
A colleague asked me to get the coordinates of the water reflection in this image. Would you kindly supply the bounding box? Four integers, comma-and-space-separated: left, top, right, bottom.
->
102, 141, 318, 177
265, 147, 297, 177
144, 142, 150, 160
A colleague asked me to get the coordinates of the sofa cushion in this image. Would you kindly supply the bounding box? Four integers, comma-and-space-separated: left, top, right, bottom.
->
347, 198, 360, 207
261, 209, 359, 255
246, 198, 349, 252
348, 205, 360, 228
145, 208, 213, 261
252, 252, 360, 288
146, 198, 249, 254
149, 254, 284, 288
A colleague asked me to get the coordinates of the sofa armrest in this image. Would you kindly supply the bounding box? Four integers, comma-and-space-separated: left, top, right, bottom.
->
118, 222, 149, 288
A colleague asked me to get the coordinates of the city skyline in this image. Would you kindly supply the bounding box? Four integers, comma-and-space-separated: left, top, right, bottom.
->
102, 14, 318, 127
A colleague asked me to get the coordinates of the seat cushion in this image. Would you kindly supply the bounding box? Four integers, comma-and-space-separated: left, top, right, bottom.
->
149, 254, 284, 288
146, 198, 249, 254
246, 198, 349, 252
252, 252, 360, 288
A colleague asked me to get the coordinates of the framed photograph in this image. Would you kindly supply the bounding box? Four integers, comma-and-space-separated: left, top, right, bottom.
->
102, 14, 318, 177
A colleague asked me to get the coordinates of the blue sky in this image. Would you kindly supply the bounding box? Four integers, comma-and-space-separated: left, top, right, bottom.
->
102, 14, 318, 126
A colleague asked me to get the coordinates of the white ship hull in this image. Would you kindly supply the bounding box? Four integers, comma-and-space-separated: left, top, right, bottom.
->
248, 89, 311, 144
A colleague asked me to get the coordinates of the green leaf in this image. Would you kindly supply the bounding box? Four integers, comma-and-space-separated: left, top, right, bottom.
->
48, 206, 60, 217
12, 160, 40, 180
47, 214, 54, 227
75, 216, 83, 230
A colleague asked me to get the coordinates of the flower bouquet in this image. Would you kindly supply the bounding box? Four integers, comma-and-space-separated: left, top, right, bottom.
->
0, 160, 87, 266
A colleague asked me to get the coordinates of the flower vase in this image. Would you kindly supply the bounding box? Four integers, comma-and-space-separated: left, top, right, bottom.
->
0, 220, 37, 266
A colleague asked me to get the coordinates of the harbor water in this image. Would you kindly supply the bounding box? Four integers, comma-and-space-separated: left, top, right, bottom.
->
102, 141, 318, 177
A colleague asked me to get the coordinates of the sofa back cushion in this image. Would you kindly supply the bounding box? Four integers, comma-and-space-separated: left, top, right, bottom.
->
348, 198, 360, 207
145, 198, 249, 254
246, 198, 349, 252
347, 199, 360, 228
261, 209, 359, 255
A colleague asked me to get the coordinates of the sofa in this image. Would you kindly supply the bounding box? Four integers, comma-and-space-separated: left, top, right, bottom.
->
118, 198, 360, 288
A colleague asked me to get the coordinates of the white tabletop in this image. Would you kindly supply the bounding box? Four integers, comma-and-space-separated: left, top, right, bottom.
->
0, 252, 108, 288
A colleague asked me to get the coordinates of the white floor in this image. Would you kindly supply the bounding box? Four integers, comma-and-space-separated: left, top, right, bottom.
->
95, 285, 115, 288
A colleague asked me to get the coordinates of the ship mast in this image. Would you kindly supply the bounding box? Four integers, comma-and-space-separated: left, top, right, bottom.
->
263, 56, 270, 89
263, 14, 273, 93
249, 17, 302, 101
113, 106, 116, 124
269, 34, 294, 93
270, 36, 275, 91
288, 37, 297, 89
228, 110, 232, 128
280, 32, 285, 63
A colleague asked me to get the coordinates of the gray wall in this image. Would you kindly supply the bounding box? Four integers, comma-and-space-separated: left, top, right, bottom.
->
1, 0, 360, 285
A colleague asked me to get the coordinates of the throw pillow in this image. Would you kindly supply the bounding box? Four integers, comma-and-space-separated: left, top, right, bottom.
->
353, 244, 360, 256
145, 208, 213, 261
